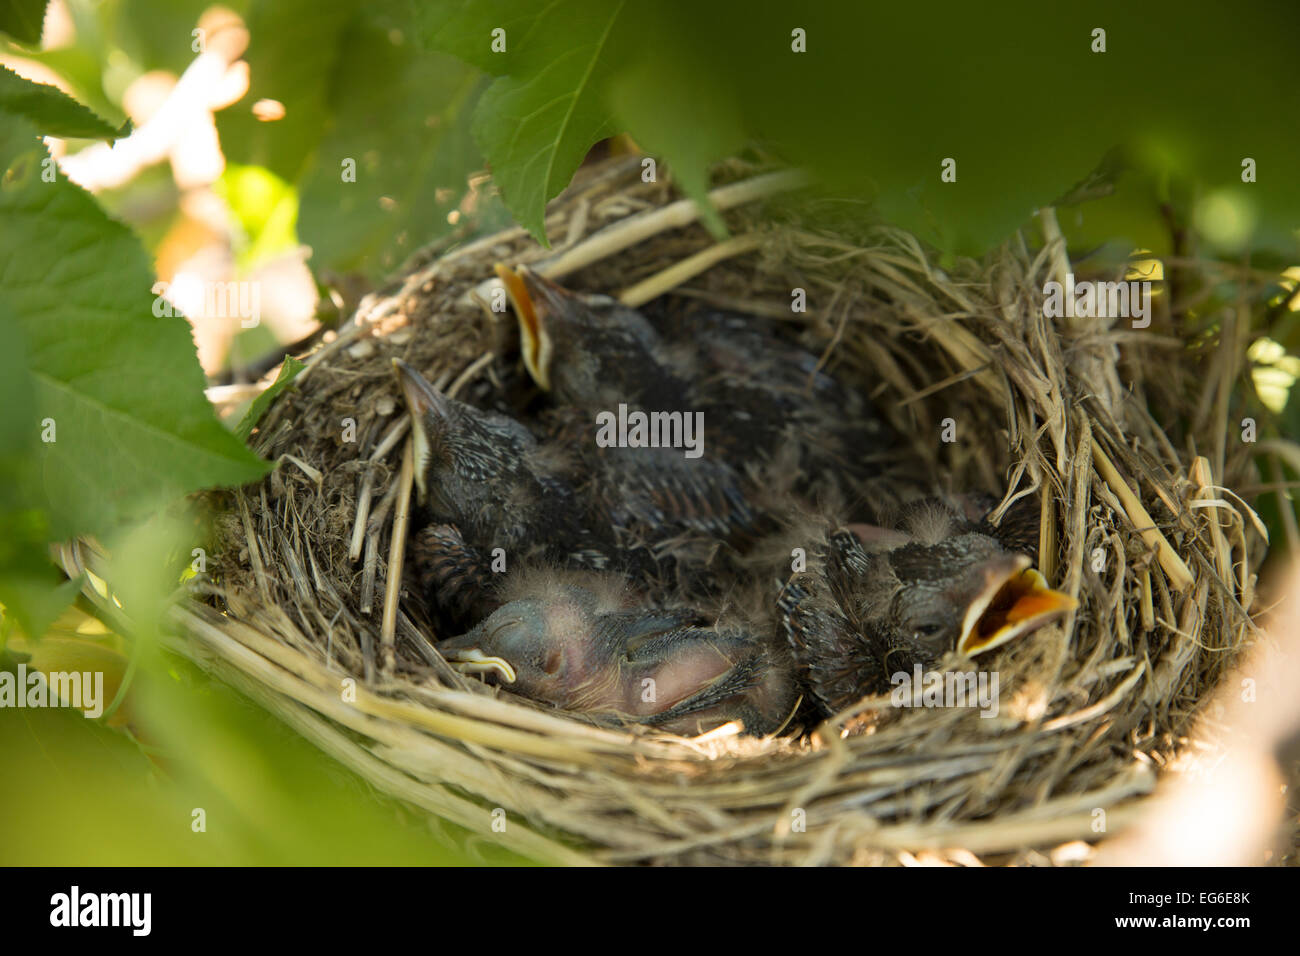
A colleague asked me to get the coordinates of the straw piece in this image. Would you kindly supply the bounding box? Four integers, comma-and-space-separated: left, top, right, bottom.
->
462, 169, 810, 307
1037, 476, 1057, 583
380, 439, 415, 676
1190, 457, 1232, 585
348, 471, 375, 563
618, 233, 763, 307
1090, 438, 1194, 592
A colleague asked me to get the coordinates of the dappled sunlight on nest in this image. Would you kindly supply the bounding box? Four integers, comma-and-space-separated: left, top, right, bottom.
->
71, 155, 1268, 865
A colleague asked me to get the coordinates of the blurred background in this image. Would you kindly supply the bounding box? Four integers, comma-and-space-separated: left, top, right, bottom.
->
0, 0, 511, 865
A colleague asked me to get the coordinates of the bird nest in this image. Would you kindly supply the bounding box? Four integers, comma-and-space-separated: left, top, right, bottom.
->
64, 156, 1266, 865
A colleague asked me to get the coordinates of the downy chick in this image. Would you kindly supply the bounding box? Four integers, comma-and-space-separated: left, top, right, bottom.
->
497, 265, 761, 548
394, 360, 619, 623
439, 572, 798, 737
496, 265, 897, 515
779, 497, 1076, 717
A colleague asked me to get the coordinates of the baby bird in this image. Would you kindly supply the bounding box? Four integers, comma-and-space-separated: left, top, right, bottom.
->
496, 265, 898, 513
438, 573, 798, 737
495, 264, 689, 411
393, 360, 620, 622
656, 304, 899, 492
498, 265, 760, 549
777, 528, 888, 717
779, 498, 1076, 717
541, 405, 758, 545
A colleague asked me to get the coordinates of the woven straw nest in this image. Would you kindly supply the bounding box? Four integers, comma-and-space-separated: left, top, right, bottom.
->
62, 156, 1267, 865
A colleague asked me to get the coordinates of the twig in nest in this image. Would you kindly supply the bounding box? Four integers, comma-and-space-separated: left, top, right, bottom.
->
381, 438, 416, 677
1091, 438, 1194, 592
349, 416, 415, 562
361, 434, 411, 618
360, 533, 378, 618
237, 491, 269, 601
1190, 457, 1233, 586
349, 475, 376, 564
279, 454, 322, 485
447, 351, 495, 400
462, 169, 810, 307
618, 234, 763, 307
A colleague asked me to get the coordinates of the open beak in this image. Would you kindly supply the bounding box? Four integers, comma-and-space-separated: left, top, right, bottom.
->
392, 358, 449, 502
957, 554, 1077, 656
494, 263, 559, 391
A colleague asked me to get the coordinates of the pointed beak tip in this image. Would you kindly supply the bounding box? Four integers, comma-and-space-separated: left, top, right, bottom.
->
392, 357, 419, 387
392, 361, 447, 424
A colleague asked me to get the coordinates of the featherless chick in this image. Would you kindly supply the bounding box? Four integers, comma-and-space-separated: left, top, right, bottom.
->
439, 570, 799, 736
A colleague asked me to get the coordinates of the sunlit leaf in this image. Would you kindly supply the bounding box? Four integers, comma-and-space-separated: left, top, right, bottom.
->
0, 65, 118, 139
0, 114, 270, 541
216, 163, 299, 271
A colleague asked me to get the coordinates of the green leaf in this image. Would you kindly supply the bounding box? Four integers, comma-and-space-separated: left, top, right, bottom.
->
431, 0, 630, 245
424, 1, 1300, 259
0, 65, 118, 139
298, 23, 486, 278
0, 559, 82, 642
236, 356, 304, 441
0, 299, 33, 459
215, 0, 360, 183
407, 0, 548, 74
0, 299, 78, 640
0, 647, 32, 673
608, 53, 744, 238
0, 112, 270, 541
0, 0, 48, 45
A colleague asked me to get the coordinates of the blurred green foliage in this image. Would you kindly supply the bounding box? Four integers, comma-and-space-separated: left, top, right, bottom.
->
215, 0, 493, 278
0, 109, 268, 638
414, 0, 1300, 264
0, 0, 48, 45
1, 662, 503, 864
2, 510, 507, 865
217, 163, 298, 271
